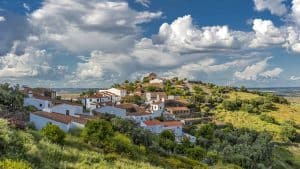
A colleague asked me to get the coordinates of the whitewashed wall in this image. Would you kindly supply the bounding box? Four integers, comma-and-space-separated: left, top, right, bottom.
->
24, 98, 52, 112
52, 104, 83, 116
30, 113, 69, 132
94, 106, 126, 118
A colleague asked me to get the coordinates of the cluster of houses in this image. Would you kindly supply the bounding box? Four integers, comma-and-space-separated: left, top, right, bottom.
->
24, 73, 196, 142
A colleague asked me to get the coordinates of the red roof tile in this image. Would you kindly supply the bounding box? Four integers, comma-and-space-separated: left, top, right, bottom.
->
143, 120, 161, 126
31, 111, 91, 124
143, 120, 182, 127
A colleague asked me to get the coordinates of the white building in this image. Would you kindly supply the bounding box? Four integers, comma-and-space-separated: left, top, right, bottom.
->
51, 103, 83, 116
146, 92, 167, 102
99, 88, 127, 97
140, 120, 183, 136
24, 92, 52, 112
81, 91, 121, 110
30, 111, 89, 132
93, 105, 127, 118
149, 78, 164, 84
150, 101, 165, 113
93, 103, 163, 123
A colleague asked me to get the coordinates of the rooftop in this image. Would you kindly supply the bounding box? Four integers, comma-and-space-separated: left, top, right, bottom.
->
166, 107, 190, 111
31, 111, 92, 124
143, 120, 182, 127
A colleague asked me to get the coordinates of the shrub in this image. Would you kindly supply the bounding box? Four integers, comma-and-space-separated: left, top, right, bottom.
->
26, 122, 36, 130
186, 146, 206, 161
196, 124, 215, 140
41, 123, 65, 144
280, 121, 297, 142
0, 159, 31, 169
160, 130, 175, 141
81, 119, 114, 146
259, 114, 276, 124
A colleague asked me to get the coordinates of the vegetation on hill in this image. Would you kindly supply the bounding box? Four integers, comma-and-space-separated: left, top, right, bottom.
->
1, 79, 300, 168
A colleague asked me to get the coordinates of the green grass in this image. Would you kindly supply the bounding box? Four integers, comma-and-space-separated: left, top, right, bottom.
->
19, 130, 162, 169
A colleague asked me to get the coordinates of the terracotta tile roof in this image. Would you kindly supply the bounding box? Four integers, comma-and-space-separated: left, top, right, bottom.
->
32, 94, 52, 101
82, 91, 118, 99
31, 111, 90, 124
143, 120, 162, 126
143, 120, 182, 127
52, 100, 82, 106
166, 107, 190, 111
162, 121, 182, 127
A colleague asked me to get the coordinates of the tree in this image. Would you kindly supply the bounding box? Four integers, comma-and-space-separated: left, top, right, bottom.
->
81, 119, 114, 146
196, 124, 215, 140
240, 86, 248, 92
160, 130, 175, 141
41, 123, 65, 144
186, 146, 206, 161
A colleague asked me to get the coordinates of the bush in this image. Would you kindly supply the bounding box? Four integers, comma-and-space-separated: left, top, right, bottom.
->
260, 114, 276, 124
160, 130, 175, 141
41, 123, 65, 144
186, 146, 206, 161
81, 119, 114, 146
0, 159, 31, 169
26, 122, 36, 130
280, 121, 297, 142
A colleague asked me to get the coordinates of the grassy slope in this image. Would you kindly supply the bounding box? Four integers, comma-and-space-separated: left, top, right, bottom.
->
213, 91, 300, 168
22, 130, 162, 169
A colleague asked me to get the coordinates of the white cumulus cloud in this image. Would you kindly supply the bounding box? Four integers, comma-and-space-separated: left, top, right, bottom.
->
260, 67, 283, 78
234, 57, 272, 80
0, 16, 5, 22
254, 0, 287, 16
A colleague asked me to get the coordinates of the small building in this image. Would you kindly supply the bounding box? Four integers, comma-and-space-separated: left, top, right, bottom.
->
51, 103, 83, 116
99, 88, 127, 97
140, 119, 183, 136
93, 105, 127, 118
149, 78, 164, 84
24, 91, 53, 112
166, 107, 190, 116
150, 101, 165, 113
30, 111, 90, 132
148, 72, 157, 80
146, 92, 167, 102
93, 103, 162, 122
81, 91, 121, 110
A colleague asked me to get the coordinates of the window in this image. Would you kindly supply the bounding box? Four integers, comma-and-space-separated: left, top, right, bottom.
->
66, 110, 70, 116
40, 104, 43, 107
90, 99, 92, 102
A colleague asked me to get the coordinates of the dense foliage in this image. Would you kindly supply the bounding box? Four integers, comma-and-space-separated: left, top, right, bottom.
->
41, 123, 66, 144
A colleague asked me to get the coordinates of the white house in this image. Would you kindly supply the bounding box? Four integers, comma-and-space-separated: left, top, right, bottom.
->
24, 92, 52, 112
150, 101, 165, 113
93, 105, 127, 118
149, 78, 164, 84
93, 103, 163, 123
146, 92, 167, 102
140, 120, 183, 136
81, 91, 121, 110
99, 88, 126, 97
51, 103, 83, 116
30, 111, 89, 132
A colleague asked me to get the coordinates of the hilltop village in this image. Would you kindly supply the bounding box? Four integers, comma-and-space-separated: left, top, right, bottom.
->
23, 73, 198, 143
0, 72, 299, 169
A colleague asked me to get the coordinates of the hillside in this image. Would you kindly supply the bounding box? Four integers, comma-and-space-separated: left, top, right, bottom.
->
1, 80, 300, 169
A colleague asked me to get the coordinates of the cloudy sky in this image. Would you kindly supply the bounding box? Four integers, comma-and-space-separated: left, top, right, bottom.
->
1, 0, 300, 88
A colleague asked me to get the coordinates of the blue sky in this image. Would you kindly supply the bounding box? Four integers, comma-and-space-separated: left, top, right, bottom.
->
0, 0, 300, 88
